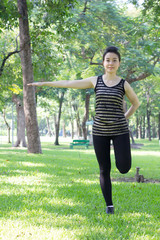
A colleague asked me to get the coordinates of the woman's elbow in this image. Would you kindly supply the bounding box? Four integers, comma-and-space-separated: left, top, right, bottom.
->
135, 100, 141, 110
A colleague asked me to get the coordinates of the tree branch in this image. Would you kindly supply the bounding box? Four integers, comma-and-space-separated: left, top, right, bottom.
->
78, 0, 90, 20
90, 61, 102, 66
82, 0, 90, 14
2, 109, 11, 129
0, 34, 20, 76
125, 68, 137, 80
90, 56, 102, 66
126, 56, 160, 83
127, 72, 151, 83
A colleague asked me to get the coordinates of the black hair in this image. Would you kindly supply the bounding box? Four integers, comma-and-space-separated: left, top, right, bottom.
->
103, 46, 121, 62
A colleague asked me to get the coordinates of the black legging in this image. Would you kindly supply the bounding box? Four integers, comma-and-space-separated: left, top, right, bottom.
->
93, 133, 131, 206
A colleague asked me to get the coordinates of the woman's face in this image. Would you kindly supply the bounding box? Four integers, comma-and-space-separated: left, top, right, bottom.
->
103, 52, 120, 74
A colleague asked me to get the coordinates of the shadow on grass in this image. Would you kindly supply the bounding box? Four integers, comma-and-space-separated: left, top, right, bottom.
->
1, 179, 159, 217
0, 180, 159, 239
0, 143, 160, 239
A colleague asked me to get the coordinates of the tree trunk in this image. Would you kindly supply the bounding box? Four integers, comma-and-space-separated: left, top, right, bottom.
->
68, 102, 74, 139
12, 95, 27, 147
129, 129, 135, 144
63, 121, 66, 138
71, 120, 74, 139
82, 93, 90, 140
46, 117, 52, 137
139, 116, 142, 139
146, 91, 152, 141
142, 114, 145, 139
18, 0, 42, 153
158, 112, 160, 141
77, 110, 82, 137
152, 118, 157, 138
2, 109, 11, 143
147, 108, 151, 141
54, 91, 65, 145
73, 104, 82, 137
136, 116, 139, 139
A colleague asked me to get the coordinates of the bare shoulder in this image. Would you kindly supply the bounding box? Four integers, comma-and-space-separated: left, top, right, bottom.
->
124, 80, 139, 103
89, 76, 98, 88
124, 80, 133, 93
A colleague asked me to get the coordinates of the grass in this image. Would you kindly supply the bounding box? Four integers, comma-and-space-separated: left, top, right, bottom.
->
0, 138, 160, 239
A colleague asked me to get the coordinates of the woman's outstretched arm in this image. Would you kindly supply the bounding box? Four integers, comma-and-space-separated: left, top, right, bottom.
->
27, 76, 97, 89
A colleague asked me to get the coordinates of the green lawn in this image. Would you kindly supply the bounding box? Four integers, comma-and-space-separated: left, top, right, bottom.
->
0, 139, 160, 240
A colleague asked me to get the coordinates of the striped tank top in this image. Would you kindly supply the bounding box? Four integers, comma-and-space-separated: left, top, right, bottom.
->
92, 75, 129, 136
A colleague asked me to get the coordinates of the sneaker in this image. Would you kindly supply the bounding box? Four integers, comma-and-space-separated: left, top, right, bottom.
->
106, 206, 114, 214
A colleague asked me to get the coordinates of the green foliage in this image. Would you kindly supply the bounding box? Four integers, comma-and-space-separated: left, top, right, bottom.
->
0, 28, 22, 110
127, 75, 160, 138
0, 0, 160, 136
0, 0, 78, 110
0, 0, 18, 30
130, 0, 160, 23
28, 0, 78, 40
136, 76, 160, 115
8, 84, 22, 94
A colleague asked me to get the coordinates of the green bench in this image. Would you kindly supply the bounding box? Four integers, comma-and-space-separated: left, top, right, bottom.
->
70, 139, 90, 149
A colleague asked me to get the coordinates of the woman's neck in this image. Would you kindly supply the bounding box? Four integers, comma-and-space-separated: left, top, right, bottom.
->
103, 73, 119, 81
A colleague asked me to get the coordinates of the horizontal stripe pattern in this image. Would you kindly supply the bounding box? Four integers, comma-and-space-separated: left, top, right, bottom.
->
93, 75, 129, 136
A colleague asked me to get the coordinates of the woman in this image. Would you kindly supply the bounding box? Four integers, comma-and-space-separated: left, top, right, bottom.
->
28, 46, 140, 214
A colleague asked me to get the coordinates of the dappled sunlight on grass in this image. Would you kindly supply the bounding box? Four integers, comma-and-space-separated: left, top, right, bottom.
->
112, 181, 123, 185
73, 178, 98, 185
2, 175, 47, 185
21, 162, 46, 167
0, 150, 27, 155
68, 149, 95, 154
120, 212, 159, 240
0, 167, 54, 187
132, 150, 160, 156
0, 218, 84, 240
123, 212, 152, 219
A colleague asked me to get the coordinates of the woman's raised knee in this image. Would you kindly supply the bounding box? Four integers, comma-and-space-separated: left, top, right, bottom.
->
117, 165, 131, 174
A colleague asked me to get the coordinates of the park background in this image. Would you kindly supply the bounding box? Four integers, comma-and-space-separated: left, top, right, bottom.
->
0, 0, 160, 239
0, 0, 160, 148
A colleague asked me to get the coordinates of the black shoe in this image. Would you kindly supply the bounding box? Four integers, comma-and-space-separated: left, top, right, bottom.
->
106, 206, 114, 214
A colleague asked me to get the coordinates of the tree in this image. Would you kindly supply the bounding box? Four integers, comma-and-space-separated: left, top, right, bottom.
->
28, 0, 160, 143
67, 0, 160, 85
1, 0, 159, 144
17, 0, 42, 153
2, 108, 11, 143
34, 0, 159, 142
54, 90, 66, 145
82, 92, 90, 139
0, 29, 29, 146
130, 0, 160, 23
12, 95, 27, 147
158, 112, 160, 141
0, 36, 20, 77
1, 0, 78, 150
131, 76, 160, 140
